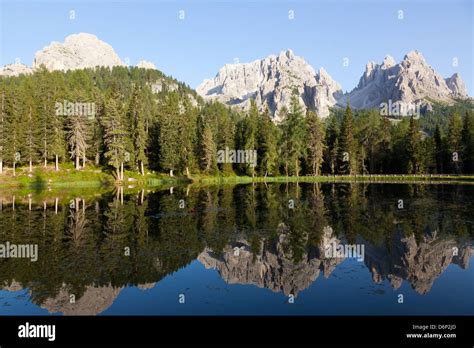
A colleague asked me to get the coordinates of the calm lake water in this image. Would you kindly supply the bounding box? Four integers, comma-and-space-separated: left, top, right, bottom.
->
0, 183, 473, 315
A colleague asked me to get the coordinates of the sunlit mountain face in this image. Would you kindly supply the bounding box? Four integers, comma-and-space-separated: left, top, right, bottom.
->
0, 183, 472, 315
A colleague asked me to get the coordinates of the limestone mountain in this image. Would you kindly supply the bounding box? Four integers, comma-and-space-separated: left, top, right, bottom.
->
136, 60, 157, 70
0, 63, 33, 77
33, 33, 126, 71
340, 51, 469, 111
197, 49, 343, 121
198, 224, 345, 296
0, 33, 158, 75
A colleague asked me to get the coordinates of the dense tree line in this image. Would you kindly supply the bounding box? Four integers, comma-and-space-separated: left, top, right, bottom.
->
0, 67, 473, 178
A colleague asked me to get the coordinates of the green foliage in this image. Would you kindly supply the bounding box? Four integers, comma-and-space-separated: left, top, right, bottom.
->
0, 67, 473, 178
337, 104, 357, 174
305, 110, 325, 175
280, 95, 307, 176
257, 108, 279, 176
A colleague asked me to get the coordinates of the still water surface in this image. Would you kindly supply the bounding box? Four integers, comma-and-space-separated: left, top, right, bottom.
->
0, 183, 473, 315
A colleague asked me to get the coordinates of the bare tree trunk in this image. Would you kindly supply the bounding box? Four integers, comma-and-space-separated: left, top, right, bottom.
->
29, 160, 32, 173
121, 162, 124, 180
75, 155, 80, 170
0, 160, 3, 174
13, 162, 16, 177
55, 155, 59, 171
82, 153, 86, 168
140, 161, 144, 176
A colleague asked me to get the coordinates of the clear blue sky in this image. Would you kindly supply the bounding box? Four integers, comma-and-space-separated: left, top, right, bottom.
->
1, 0, 472, 95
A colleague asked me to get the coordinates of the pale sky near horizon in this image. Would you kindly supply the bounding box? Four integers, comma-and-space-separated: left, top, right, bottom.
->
1, 0, 473, 95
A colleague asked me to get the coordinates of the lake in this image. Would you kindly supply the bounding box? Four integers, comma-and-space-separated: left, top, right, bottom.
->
0, 182, 473, 315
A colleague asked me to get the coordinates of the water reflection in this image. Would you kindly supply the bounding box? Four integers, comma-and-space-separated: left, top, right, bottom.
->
0, 183, 472, 315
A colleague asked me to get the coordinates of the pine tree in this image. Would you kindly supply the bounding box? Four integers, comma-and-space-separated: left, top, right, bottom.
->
211, 103, 234, 175
129, 86, 147, 175
36, 69, 54, 168
257, 108, 279, 177
406, 116, 423, 174
433, 124, 444, 174
90, 90, 106, 166
157, 92, 180, 176
324, 114, 339, 174
447, 112, 462, 173
4, 86, 23, 176
0, 86, 5, 174
67, 115, 88, 170
178, 97, 198, 176
103, 86, 128, 180
337, 104, 357, 174
280, 94, 306, 176
305, 110, 325, 176
49, 106, 66, 171
236, 100, 258, 176
378, 116, 392, 173
200, 121, 217, 173
461, 111, 474, 173
356, 110, 383, 174
22, 104, 37, 172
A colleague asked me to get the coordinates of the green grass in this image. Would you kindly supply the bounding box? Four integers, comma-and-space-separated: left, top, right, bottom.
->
1, 164, 473, 193
189, 174, 474, 185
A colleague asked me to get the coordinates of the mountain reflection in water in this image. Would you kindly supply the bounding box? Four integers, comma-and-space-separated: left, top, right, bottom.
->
0, 183, 473, 315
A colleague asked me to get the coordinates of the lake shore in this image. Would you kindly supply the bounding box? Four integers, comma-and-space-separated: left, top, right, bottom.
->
1, 165, 474, 191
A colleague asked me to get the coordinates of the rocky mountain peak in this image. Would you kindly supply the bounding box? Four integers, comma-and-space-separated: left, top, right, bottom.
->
404, 50, 425, 61
445, 73, 468, 97
197, 50, 342, 120
33, 32, 125, 71
136, 60, 157, 70
0, 63, 33, 77
382, 55, 396, 69
280, 48, 295, 60
341, 50, 468, 111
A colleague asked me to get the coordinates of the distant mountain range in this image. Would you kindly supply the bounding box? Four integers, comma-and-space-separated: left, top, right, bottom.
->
198, 49, 470, 119
1, 33, 470, 121
0, 33, 158, 76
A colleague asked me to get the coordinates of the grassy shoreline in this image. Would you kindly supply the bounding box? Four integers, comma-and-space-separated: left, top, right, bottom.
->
1, 164, 474, 191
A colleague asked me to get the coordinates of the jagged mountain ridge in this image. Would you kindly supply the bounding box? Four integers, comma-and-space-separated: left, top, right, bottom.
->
1, 33, 470, 120
198, 50, 470, 119
197, 49, 343, 121
339, 51, 469, 111
198, 225, 473, 296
